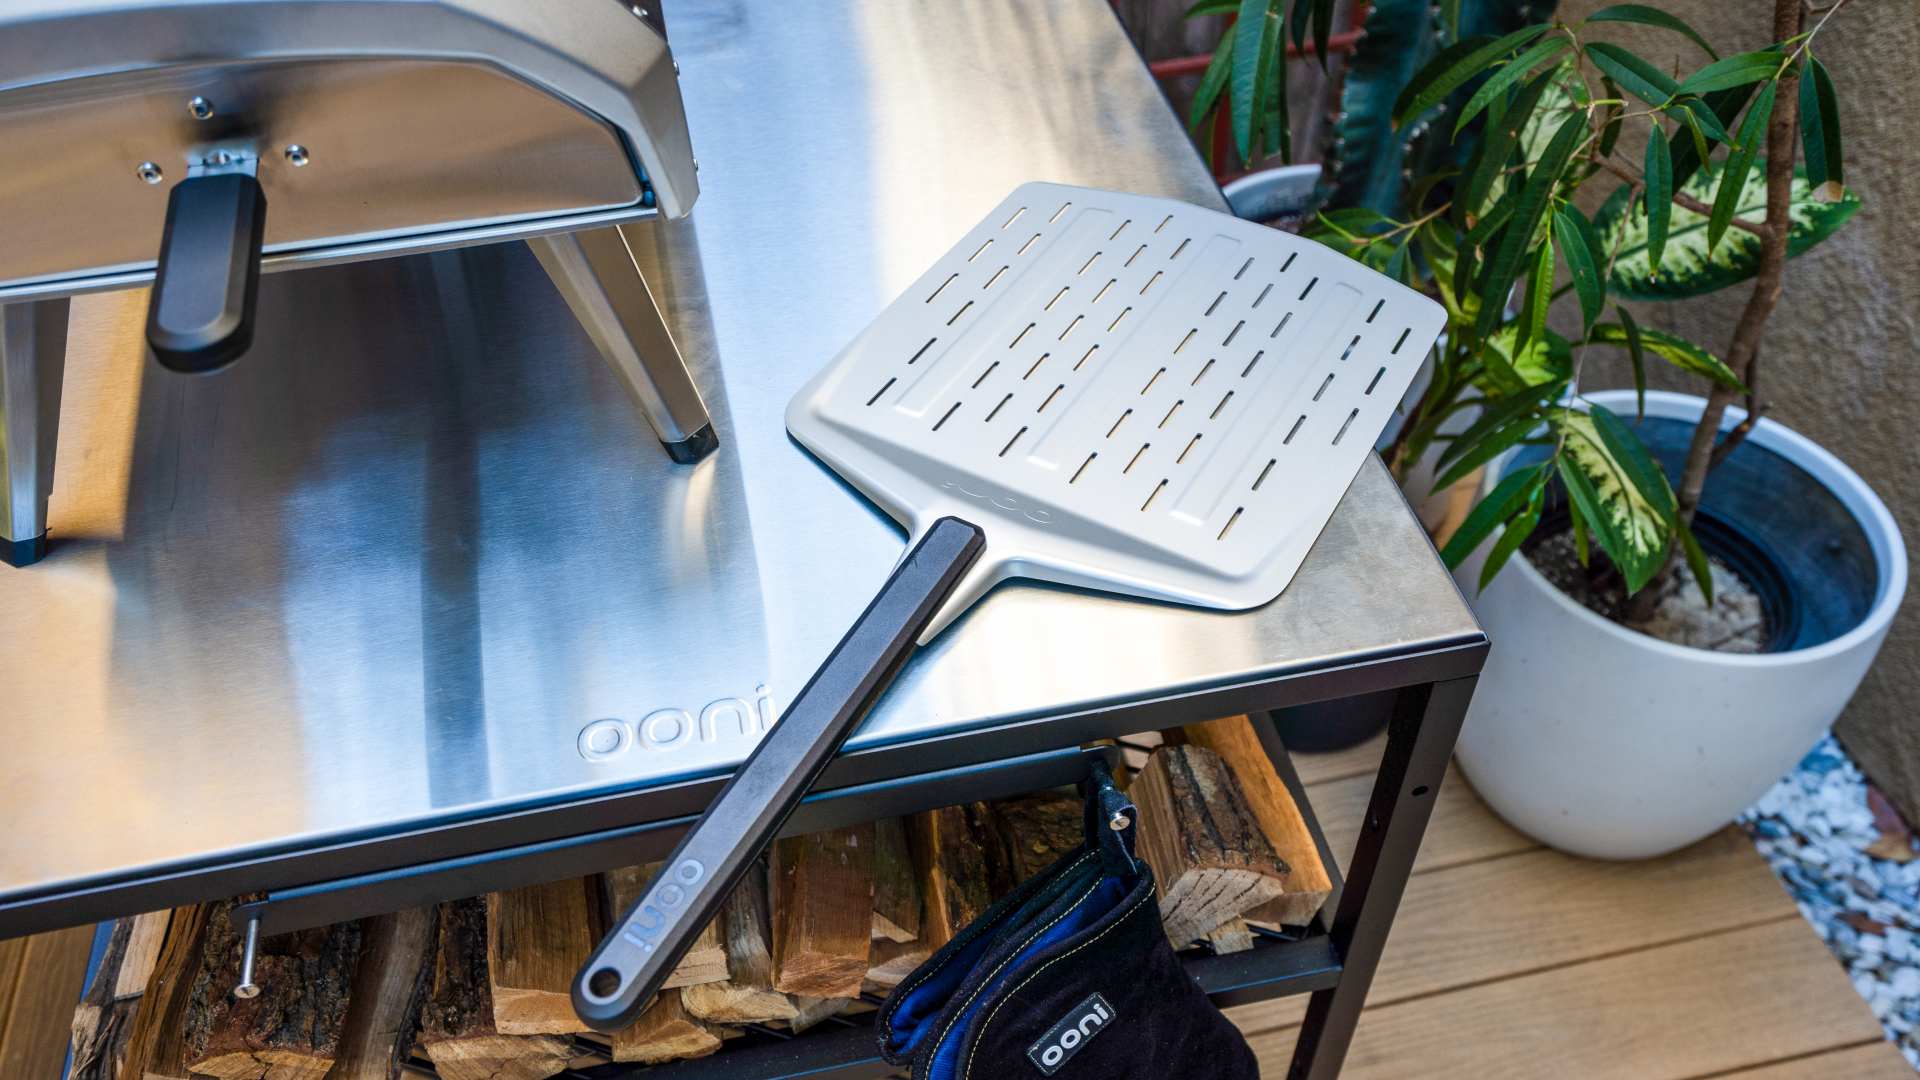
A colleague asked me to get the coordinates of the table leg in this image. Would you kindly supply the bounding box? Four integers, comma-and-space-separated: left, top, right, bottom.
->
1287, 675, 1478, 1079
0, 299, 68, 567
528, 225, 718, 463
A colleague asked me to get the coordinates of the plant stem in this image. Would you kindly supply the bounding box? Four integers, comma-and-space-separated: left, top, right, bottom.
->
1626, 0, 1807, 622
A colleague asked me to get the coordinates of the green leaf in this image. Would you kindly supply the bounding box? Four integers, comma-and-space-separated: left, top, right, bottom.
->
1585, 41, 1679, 105
1474, 111, 1587, 341
1439, 462, 1550, 569
1669, 82, 1758, 188
1617, 305, 1647, 417
1553, 206, 1604, 331
1479, 485, 1544, 591
1586, 4, 1718, 60
1677, 50, 1781, 97
1556, 454, 1618, 573
1552, 409, 1672, 592
1516, 236, 1554, 354
1799, 54, 1844, 198
1436, 412, 1543, 492
1459, 69, 1557, 221
1708, 79, 1775, 252
1677, 516, 1715, 606
1312, 0, 1336, 69
1393, 24, 1552, 127
1479, 325, 1572, 393
1184, 0, 1240, 14
1188, 22, 1238, 133
1643, 126, 1672, 272
1437, 377, 1567, 470
1289, 0, 1312, 52
1455, 36, 1570, 135
1589, 401, 1677, 523
1231, 0, 1274, 162
1568, 488, 1592, 566
1594, 162, 1862, 300
1588, 323, 1745, 391
1250, 7, 1289, 162
1671, 94, 1731, 142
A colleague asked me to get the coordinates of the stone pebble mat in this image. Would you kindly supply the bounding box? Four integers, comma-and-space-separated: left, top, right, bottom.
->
1739, 736, 1920, 1070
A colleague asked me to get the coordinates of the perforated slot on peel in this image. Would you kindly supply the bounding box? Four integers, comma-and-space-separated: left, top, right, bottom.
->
1190, 358, 1215, 385
1002, 206, 1026, 229
1059, 314, 1083, 340
1217, 507, 1243, 540
1141, 270, 1163, 295
1392, 328, 1412, 353
1222, 320, 1244, 347
969, 238, 993, 262
1312, 374, 1333, 402
1093, 279, 1115, 304
1332, 408, 1359, 446
909, 338, 935, 364
1126, 244, 1147, 267
1174, 328, 1196, 355
1141, 368, 1165, 395
1039, 385, 1065, 413
1110, 219, 1130, 240
1178, 433, 1202, 464
1018, 233, 1041, 255
1234, 257, 1253, 280
1158, 400, 1182, 428
1340, 334, 1360, 361
1210, 391, 1234, 419
948, 300, 972, 325
928, 273, 958, 302
1367, 298, 1385, 323
1252, 459, 1276, 491
1050, 202, 1072, 223
1046, 286, 1069, 311
972, 361, 999, 389
1024, 353, 1049, 379
985, 393, 1013, 423
1125, 444, 1149, 473
1253, 283, 1273, 308
1107, 410, 1131, 438
1141, 478, 1167, 510
1269, 312, 1292, 339
1079, 252, 1101, 275
985, 265, 1009, 289
1075, 345, 1099, 371
1298, 276, 1318, 300
1366, 367, 1385, 394
867, 378, 896, 406
1171, 237, 1191, 259
1001, 426, 1028, 456
1072, 452, 1097, 483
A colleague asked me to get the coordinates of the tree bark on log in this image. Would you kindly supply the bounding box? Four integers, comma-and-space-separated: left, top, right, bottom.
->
1133, 744, 1290, 946
416, 900, 571, 1080
70, 912, 168, 1080
870, 817, 923, 944
324, 907, 437, 1080
909, 806, 995, 948
122, 903, 215, 1080
485, 879, 598, 1035
681, 861, 799, 1025
1178, 716, 1333, 928
985, 792, 1084, 886
181, 903, 361, 1080
770, 825, 874, 999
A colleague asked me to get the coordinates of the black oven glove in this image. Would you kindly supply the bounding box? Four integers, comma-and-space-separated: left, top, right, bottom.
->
877, 759, 1259, 1080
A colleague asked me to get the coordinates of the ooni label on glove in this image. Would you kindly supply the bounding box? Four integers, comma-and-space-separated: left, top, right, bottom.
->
1027, 992, 1114, 1075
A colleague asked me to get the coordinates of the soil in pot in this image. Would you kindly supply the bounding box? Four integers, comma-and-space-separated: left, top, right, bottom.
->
1524, 525, 1770, 653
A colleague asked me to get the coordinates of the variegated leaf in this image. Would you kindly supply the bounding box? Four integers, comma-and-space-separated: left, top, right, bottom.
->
1594, 162, 1860, 300
1477, 323, 1571, 393
1550, 409, 1672, 591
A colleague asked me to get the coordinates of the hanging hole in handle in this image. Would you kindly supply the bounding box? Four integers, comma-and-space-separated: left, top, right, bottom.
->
588, 967, 622, 998
1413, 785, 1431, 797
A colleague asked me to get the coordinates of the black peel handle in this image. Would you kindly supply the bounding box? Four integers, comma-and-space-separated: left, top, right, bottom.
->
572, 517, 987, 1032
146, 172, 267, 373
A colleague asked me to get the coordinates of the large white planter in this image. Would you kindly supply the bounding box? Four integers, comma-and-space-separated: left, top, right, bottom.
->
1453, 390, 1908, 859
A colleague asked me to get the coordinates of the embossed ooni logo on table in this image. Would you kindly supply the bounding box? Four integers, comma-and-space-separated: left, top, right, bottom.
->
575, 685, 779, 762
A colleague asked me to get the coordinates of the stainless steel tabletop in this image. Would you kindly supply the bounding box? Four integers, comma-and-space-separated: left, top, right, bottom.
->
0, 0, 1482, 922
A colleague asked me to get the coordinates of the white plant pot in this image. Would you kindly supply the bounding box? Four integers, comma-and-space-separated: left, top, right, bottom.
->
1453, 390, 1908, 859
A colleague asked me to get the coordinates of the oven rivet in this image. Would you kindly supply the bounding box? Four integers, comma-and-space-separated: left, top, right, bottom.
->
187, 96, 215, 120
209, 150, 234, 166
284, 144, 310, 167
136, 162, 164, 185
1109, 811, 1131, 831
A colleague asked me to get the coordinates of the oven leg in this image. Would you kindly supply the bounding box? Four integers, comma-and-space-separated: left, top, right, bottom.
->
0, 299, 69, 567
1287, 675, 1478, 1079
528, 226, 718, 463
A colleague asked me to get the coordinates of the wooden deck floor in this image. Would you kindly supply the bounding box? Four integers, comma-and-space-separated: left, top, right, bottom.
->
1232, 734, 1912, 1078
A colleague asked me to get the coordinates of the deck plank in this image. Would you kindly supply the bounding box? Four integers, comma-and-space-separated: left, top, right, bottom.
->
1244, 919, 1884, 1079
0, 924, 94, 1079
1717, 1040, 1913, 1078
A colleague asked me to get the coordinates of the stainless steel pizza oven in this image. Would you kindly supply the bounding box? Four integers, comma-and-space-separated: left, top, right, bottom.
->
0, 0, 717, 566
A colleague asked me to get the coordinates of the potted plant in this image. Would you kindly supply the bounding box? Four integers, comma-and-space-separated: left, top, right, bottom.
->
1300, 0, 1906, 857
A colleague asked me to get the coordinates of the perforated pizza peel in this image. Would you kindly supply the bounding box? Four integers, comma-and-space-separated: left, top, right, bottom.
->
573, 182, 1446, 1031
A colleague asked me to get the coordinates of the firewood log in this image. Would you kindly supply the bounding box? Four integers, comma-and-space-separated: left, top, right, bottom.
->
0, 924, 93, 1079
985, 792, 1083, 886
1204, 918, 1255, 954
485, 879, 598, 1035
870, 817, 922, 944
416, 900, 571, 1080
770, 825, 874, 998
1177, 715, 1333, 928
608, 989, 726, 1064
325, 906, 437, 1079
69, 912, 167, 1080
1132, 744, 1290, 946
863, 937, 930, 996
909, 806, 994, 948
602, 865, 727, 988
178, 903, 361, 1080
681, 860, 800, 1025
784, 995, 853, 1034
122, 903, 216, 1080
